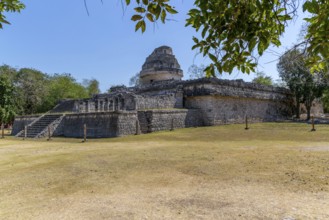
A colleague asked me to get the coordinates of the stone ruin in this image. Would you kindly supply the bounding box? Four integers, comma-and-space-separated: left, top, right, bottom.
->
11, 46, 322, 138
140, 46, 183, 85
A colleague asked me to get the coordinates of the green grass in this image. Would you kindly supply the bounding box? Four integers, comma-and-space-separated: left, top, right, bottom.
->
0, 123, 329, 219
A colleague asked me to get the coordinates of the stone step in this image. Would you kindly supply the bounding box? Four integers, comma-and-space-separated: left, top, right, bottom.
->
17, 114, 63, 138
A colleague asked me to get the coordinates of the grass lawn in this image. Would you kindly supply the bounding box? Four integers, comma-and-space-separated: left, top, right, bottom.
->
0, 123, 329, 219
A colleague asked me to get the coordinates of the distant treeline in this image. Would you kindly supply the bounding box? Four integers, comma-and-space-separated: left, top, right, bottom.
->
0, 65, 100, 119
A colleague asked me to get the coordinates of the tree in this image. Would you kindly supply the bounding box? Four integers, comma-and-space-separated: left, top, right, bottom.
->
0, 65, 18, 82
0, 0, 25, 29
0, 65, 21, 118
277, 49, 327, 120
188, 64, 206, 79
302, 72, 327, 120
322, 89, 329, 113
302, 1, 329, 74
188, 64, 221, 79
128, 0, 329, 76
252, 71, 273, 86
45, 73, 89, 111
0, 75, 16, 125
1, 64, 103, 115
15, 68, 49, 115
83, 78, 100, 96
129, 72, 140, 87
273, 79, 287, 88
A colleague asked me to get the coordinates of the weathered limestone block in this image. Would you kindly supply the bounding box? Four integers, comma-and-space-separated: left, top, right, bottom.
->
185, 96, 292, 126
136, 109, 204, 133
183, 78, 291, 101
57, 111, 137, 138
136, 94, 177, 110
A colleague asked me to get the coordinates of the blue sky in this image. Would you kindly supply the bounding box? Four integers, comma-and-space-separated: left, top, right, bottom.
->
1, 0, 306, 92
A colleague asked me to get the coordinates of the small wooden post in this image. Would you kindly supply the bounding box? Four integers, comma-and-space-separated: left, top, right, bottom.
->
24, 125, 27, 140
83, 124, 87, 142
311, 116, 316, 132
170, 118, 174, 131
135, 120, 140, 135
47, 126, 51, 141
245, 116, 249, 130
1, 124, 4, 139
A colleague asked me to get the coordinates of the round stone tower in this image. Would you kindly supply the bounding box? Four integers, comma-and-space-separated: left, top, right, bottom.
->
139, 46, 183, 85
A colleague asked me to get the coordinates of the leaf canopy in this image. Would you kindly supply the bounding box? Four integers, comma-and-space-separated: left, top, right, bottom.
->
128, 0, 329, 76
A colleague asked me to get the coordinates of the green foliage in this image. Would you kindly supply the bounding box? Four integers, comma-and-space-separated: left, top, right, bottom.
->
0, 65, 20, 120
129, 0, 292, 76
252, 71, 273, 86
83, 78, 101, 96
188, 64, 222, 79
186, 0, 290, 76
302, 0, 329, 74
322, 89, 329, 113
0, 0, 25, 29
15, 68, 49, 115
127, 0, 178, 33
127, 0, 328, 77
0, 65, 99, 116
0, 74, 16, 124
277, 49, 327, 119
0, 64, 18, 82
44, 73, 89, 111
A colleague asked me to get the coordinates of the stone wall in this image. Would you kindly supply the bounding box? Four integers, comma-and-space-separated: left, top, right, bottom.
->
135, 82, 184, 109
137, 109, 204, 133
117, 112, 139, 136
54, 111, 138, 138
135, 79, 181, 94
12, 110, 199, 138
137, 109, 188, 133
300, 99, 324, 116
182, 78, 291, 100
11, 115, 40, 135
185, 109, 204, 127
140, 70, 183, 85
180, 78, 294, 125
136, 94, 179, 110
185, 96, 293, 126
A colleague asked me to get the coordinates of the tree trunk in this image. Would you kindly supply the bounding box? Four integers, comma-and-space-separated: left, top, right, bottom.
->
0, 123, 3, 138
306, 105, 311, 120
305, 99, 313, 121
296, 101, 300, 119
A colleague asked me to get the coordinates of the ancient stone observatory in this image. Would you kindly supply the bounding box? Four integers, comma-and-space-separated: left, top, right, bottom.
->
140, 46, 183, 85
12, 46, 294, 139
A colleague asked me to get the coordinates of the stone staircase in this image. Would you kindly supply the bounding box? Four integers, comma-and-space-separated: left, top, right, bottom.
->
16, 114, 64, 138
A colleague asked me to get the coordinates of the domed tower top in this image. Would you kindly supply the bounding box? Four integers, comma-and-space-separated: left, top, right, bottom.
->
139, 46, 183, 85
